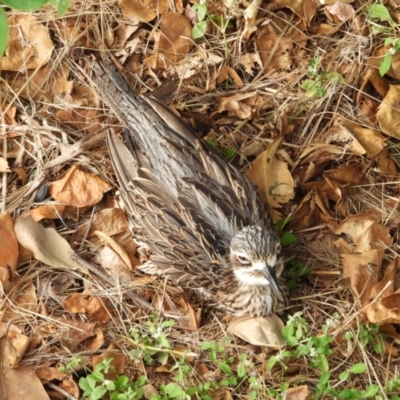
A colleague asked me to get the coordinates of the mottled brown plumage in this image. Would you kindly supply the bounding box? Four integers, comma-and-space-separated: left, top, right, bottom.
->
93, 59, 289, 316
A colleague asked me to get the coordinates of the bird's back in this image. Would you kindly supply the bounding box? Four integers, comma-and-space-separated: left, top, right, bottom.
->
94, 59, 275, 296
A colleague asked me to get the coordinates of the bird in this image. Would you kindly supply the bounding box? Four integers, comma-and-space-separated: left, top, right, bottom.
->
93, 59, 289, 317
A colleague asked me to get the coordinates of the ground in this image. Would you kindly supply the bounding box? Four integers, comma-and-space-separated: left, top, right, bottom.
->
1, 0, 400, 399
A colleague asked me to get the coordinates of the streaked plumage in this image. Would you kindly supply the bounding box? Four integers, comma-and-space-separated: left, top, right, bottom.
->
93, 59, 289, 316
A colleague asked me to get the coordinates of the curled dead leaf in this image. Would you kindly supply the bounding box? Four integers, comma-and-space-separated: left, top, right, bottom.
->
2, 15, 53, 71
377, 85, 400, 139
48, 165, 112, 207
246, 137, 295, 222
14, 216, 86, 273
228, 314, 285, 347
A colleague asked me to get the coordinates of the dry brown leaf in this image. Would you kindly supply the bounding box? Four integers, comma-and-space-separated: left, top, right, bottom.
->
283, 385, 310, 400
326, 1, 355, 21
333, 118, 386, 158
228, 315, 285, 347
63, 294, 112, 323
376, 148, 397, 175
275, 0, 317, 24
25, 204, 79, 222
246, 137, 295, 222
377, 85, 400, 138
93, 348, 127, 380
149, 12, 193, 68
1, 15, 53, 71
59, 319, 96, 345
14, 216, 86, 273
14, 282, 37, 313
2, 63, 73, 101
120, 0, 169, 22
335, 214, 392, 253
55, 107, 102, 134
342, 249, 384, 308
0, 156, 10, 172
255, 34, 293, 73
3, 332, 30, 368
48, 165, 112, 207
4, 364, 50, 400
0, 213, 19, 291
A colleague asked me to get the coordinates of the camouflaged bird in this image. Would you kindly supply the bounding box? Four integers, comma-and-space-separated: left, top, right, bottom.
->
94, 59, 289, 317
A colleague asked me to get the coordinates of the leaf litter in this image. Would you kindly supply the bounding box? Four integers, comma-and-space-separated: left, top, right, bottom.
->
1, 0, 400, 398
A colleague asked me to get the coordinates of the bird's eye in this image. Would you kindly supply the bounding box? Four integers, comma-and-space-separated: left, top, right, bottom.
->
237, 255, 250, 265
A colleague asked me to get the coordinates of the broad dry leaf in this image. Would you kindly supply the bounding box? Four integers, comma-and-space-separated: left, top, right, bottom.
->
55, 107, 102, 134
25, 204, 77, 222
246, 137, 295, 222
228, 315, 285, 347
342, 249, 384, 308
4, 365, 50, 400
0, 157, 10, 172
63, 294, 112, 323
327, 1, 355, 21
48, 165, 112, 207
150, 12, 193, 68
14, 216, 86, 273
1, 15, 53, 71
335, 214, 392, 253
275, 0, 317, 24
376, 148, 397, 175
0, 213, 19, 291
283, 385, 310, 400
14, 282, 37, 313
120, 0, 169, 22
3, 332, 30, 368
366, 258, 400, 324
377, 85, 400, 138
334, 118, 386, 158
3, 63, 73, 101
255, 34, 293, 73
93, 349, 127, 380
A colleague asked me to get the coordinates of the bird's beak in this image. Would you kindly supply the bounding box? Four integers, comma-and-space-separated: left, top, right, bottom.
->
261, 265, 280, 293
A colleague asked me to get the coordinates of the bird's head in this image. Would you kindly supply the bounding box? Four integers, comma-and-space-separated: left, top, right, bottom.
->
229, 225, 282, 290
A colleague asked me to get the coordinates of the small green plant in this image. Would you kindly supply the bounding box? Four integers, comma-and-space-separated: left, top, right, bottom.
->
344, 323, 386, 355
205, 137, 236, 161
365, 3, 399, 76
275, 216, 311, 289
301, 58, 343, 98
58, 355, 83, 374
191, 0, 232, 39
79, 358, 146, 400
0, 0, 69, 56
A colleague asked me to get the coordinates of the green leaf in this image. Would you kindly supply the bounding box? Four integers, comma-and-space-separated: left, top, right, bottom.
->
219, 361, 232, 375
48, 0, 69, 15
281, 232, 295, 246
339, 370, 349, 381
379, 52, 392, 76
0, 7, 8, 57
347, 363, 366, 374
224, 148, 235, 160
192, 3, 207, 21
364, 384, 379, 397
366, 4, 394, 23
161, 320, 176, 329
384, 37, 395, 46
237, 363, 246, 378
1, 0, 48, 11
192, 20, 207, 39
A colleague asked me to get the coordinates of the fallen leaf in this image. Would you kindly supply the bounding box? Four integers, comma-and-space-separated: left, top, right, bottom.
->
63, 294, 112, 323
327, 1, 355, 21
228, 314, 285, 347
25, 204, 78, 222
14, 216, 86, 273
4, 365, 50, 400
120, 0, 169, 22
0, 213, 19, 291
48, 165, 112, 207
377, 85, 400, 139
276, 0, 317, 24
93, 348, 127, 380
283, 385, 310, 400
246, 137, 295, 221
151, 12, 194, 68
55, 107, 102, 134
335, 214, 392, 253
1, 15, 53, 71
342, 249, 384, 308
